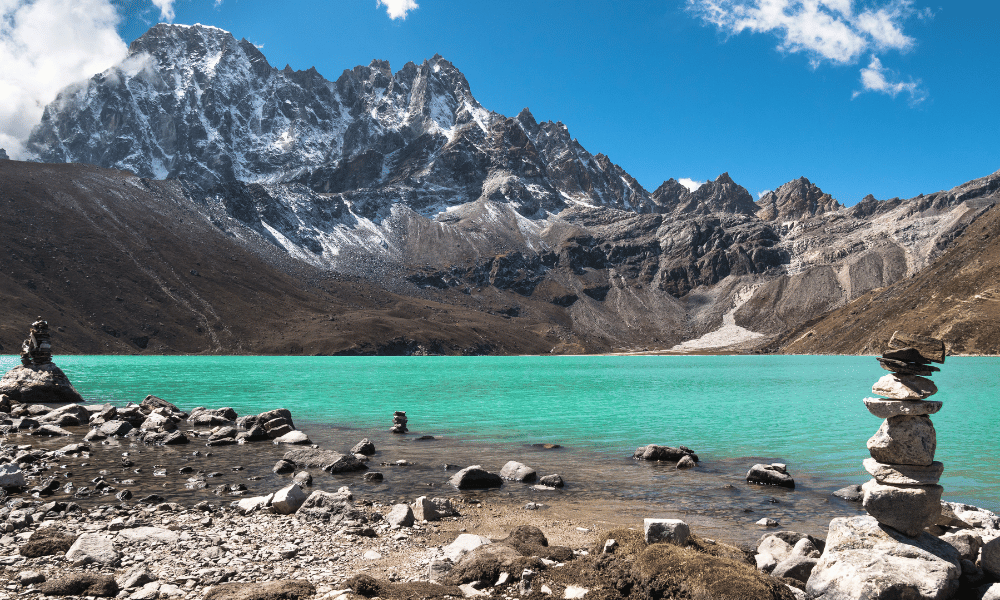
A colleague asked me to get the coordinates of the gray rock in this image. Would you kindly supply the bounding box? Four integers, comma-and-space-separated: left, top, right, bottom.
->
644, 518, 689, 546
867, 415, 936, 466
431, 497, 458, 517
297, 488, 364, 524
939, 530, 982, 562
499, 461, 537, 483
832, 484, 863, 502
872, 374, 938, 400
272, 430, 311, 445
758, 535, 794, 563
115, 527, 179, 545
806, 516, 959, 600
862, 479, 943, 537
747, 463, 795, 488
139, 413, 177, 432
363, 471, 383, 482
265, 423, 293, 438
19, 570, 45, 584
634, 444, 699, 462
293, 471, 312, 487
281, 448, 367, 473
863, 397, 942, 419
0, 363, 85, 404
40, 403, 89, 424
676, 455, 696, 469
351, 438, 376, 455
864, 458, 944, 485
236, 494, 273, 515
271, 483, 308, 515
449, 465, 503, 489
98, 419, 133, 437
877, 358, 940, 377
538, 474, 564, 488
65, 533, 120, 566
140, 394, 181, 413
886, 332, 946, 364
31, 423, 72, 436
982, 537, 1000, 578
771, 554, 817, 583
272, 459, 296, 474
428, 557, 454, 582
386, 503, 415, 527
412, 496, 440, 521
0, 463, 25, 489
443, 533, 492, 562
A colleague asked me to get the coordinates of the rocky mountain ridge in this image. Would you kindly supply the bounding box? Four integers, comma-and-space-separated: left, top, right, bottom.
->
12, 23, 1000, 354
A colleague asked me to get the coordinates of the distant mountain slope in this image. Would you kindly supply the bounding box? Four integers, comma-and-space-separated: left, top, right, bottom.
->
766, 169, 1000, 356
12, 23, 1000, 354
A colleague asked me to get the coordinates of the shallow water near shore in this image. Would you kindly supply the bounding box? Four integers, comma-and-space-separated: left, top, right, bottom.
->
3, 354, 997, 545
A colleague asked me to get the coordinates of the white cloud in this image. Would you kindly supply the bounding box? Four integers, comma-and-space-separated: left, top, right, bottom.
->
679, 178, 706, 192
853, 56, 925, 103
687, 1, 929, 100
151, 0, 175, 22
0, 0, 128, 158
377, 0, 419, 20
757, 190, 772, 199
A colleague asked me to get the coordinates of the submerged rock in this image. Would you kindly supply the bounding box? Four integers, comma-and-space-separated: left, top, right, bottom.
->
747, 464, 795, 489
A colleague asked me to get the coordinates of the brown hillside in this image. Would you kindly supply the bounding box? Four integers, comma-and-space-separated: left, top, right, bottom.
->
771, 203, 1000, 355
0, 160, 568, 355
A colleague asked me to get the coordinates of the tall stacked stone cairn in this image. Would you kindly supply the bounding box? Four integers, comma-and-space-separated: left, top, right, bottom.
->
390, 411, 408, 434
861, 331, 946, 538
0, 318, 84, 404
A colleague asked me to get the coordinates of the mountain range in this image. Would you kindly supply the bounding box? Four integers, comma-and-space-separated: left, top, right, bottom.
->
2, 23, 997, 356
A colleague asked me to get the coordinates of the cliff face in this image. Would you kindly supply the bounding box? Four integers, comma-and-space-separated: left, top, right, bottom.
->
12, 24, 1000, 354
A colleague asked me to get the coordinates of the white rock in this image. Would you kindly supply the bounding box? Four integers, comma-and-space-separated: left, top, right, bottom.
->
758, 535, 794, 563
66, 533, 120, 566
271, 484, 307, 515
412, 496, 440, 522
443, 534, 492, 562
236, 493, 274, 515
272, 430, 312, 445
116, 527, 179, 545
756, 518, 779, 527
564, 585, 588, 598
872, 374, 938, 400
755, 551, 777, 573
363, 550, 382, 560
459, 583, 485, 597
0, 464, 25, 490
805, 516, 960, 600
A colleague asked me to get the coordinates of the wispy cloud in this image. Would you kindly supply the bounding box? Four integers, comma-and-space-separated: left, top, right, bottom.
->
377, 0, 419, 20
854, 56, 925, 104
0, 0, 128, 157
687, 0, 929, 100
679, 178, 706, 192
151, 0, 176, 22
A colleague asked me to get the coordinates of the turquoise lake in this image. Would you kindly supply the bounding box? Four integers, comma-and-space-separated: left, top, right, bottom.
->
2, 354, 996, 516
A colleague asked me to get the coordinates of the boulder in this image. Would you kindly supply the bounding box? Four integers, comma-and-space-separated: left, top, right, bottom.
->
862, 479, 943, 537
806, 516, 960, 600
412, 496, 440, 521
863, 398, 942, 419
31, 423, 72, 436
386, 504, 415, 528
747, 464, 795, 488
297, 488, 365, 524
432, 497, 458, 517
40, 403, 89, 424
281, 448, 367, 473
538, 474, 564, 488
293, 471, 312, 487
500, 461, 537, 483
886, 332, 946, 364
771, 554, 817, 583
273, 459, 296, 474
449, 465, 503, 489
758, 535, 795, 564
832, 484, 863, 502
140, 395, 181, 413
65, 533, 120, 565
634, 444, 699, 462
0, 363, 85, 404
237, 494, 274, 515
644, 518, 689, 546
271, 484, 308, 515
872, 374, 938, 400
982, 537, 1000, 578
351, 438, 376, 455
139, 412, 177, 432
863, 458, 944, 485
0, 463, 25, 490
272, 430, 311, 445
939, 530, 983, 562
676, 455, 696, 469
867, 415, 937, 466
98, 419, 133, 437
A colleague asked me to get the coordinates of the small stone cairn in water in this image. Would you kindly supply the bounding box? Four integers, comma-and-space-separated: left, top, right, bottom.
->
21, 317, 53, 366
861, 331, 946, 537
390, 411, 408, 434
0, 317, 83, 404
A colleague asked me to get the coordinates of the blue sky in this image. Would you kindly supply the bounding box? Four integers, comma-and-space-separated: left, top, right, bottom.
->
2, 1, 997, 205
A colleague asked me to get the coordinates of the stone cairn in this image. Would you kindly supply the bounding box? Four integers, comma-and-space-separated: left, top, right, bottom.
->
390, 411, 408, 434
20, 317, 53, 367
861, 331, 946, 537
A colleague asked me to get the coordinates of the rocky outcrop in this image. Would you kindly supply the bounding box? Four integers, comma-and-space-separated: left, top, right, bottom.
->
0, 319, 84, 404
756, 177, 841, 222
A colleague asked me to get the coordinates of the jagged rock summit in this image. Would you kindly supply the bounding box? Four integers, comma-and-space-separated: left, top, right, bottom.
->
0, 318, 84, 404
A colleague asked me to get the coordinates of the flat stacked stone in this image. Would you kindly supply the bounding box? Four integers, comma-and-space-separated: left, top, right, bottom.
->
861, 331, 946, 537
390, 411, 408, 434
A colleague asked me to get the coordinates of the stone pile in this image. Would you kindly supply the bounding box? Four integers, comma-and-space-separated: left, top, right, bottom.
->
21, 317, 53, 366
861, 331, 947, 537
0, 318, 83, 404
390, 411, 408, 434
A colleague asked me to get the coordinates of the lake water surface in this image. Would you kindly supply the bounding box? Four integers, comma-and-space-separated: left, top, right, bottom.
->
2, 354, 996, 541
